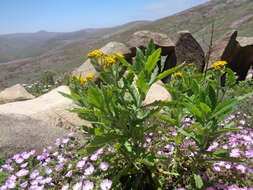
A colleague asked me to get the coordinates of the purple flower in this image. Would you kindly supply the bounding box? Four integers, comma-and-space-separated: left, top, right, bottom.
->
207, 141, 219, 152
30, 170, 40, 179
84, 163, 95, 176
96, 148, 104, 155
99, 162, 109, 171
15, 157, 24, 164
41, 177, 52, 184
239, 120, 246, 125
20, 162, 28, 168
15, 169, 29, 177
2, 164, 14, 172
90, 153, 99, 161
236, 165, 246, 173
62, 138, 69, 144
100, 179, 112, 190
230, 148, 240, 157
245, 150, 253, 158
19, 181, 28, 188
83, 181, 94, 190
21, 152, 30, 159
77, 160, 86, 169
61, 183, 69, 190
228, 185, 240, 190
145, 138, 152, 143
73, 181, 82, 190
65, 170, 73, 177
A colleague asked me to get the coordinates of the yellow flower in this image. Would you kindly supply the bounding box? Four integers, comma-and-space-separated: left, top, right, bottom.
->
173, 72, 183, 77
79, 78, 87, 85
211, 61, 228, 70
87, 50, 104, 57
85, 74, 95, 79
104, 56, 116, 66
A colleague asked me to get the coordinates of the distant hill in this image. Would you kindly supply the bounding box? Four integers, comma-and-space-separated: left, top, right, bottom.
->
0, 0, 253, 89
0, 21, 149, 63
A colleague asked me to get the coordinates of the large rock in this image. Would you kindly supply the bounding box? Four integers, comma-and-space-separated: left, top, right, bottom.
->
237, 37, 253, 47
208, 30, 240, 69
0, 114, 68, 157
144, 81, 172, 105
127, 30, 175, 56
73, 42, 132, 78
232, 36, 253, 80
0, 84, 34, 104
0, 86, 89, 131
175, 31, 205, 72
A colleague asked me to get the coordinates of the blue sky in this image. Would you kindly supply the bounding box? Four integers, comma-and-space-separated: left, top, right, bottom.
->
0, 0, 209, 34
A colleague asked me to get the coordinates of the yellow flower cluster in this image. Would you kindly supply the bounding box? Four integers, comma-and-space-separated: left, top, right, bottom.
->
78, 74, 95, 85
87, 50, 104, 57
86, 49, 125, 67
211, 61, 228, 70
173, 72, 183, 77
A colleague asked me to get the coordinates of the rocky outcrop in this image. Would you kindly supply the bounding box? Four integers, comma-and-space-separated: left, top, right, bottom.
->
0, 84, 34, 104
175, 31, 205, 72
0, 114, 68, 157
73, 42, 132, 78
0, 86, 89, 131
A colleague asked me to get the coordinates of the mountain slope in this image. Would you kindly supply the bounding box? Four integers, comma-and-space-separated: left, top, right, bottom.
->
0, 0, 253, 89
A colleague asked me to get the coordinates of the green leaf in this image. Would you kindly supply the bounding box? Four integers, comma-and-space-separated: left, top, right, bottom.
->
90, 134, 121, 146
135, 48, 145, 73
145, 48, 161, 73
225, 68, 236, 87
213, 149, 229, 157
155, 114, 177, 125
208, 84, 217, 109
199, 102, 211, 114
211, 98, 237, 119
214, 127, 240, 135
183, 102, 202, 118
119, 57, 134, 71
193, 174, 204, 189
87, 83, 104, 109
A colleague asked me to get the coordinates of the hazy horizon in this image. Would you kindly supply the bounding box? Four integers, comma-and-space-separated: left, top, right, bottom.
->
0, 0, 209, 35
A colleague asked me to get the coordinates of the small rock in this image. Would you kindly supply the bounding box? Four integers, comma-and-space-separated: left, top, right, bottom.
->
0, 84, 34, 104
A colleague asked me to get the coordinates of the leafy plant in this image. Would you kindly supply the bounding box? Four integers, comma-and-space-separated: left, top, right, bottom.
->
156, 63, 252, 188
62, 40, 184, 189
